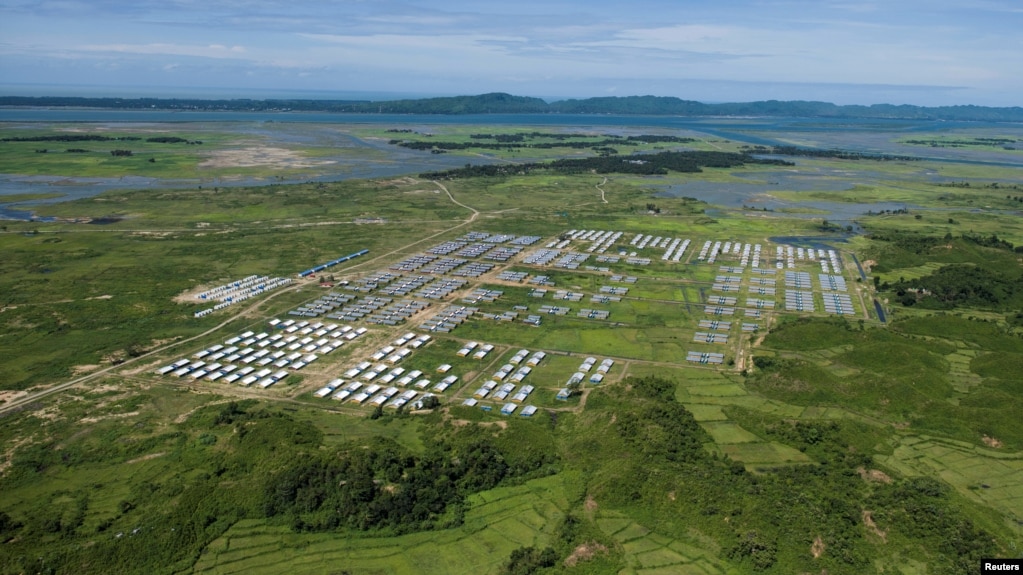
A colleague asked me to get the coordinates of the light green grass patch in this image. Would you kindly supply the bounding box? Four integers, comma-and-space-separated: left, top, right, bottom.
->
701, 421, 763, 444
717, 442, 813, 466
636, 547, 689, 568
686, 384, 748, 397
614, 522, 653, 542
623, 536, 669, 555
596, 517, 634, 537
683, 404, 729, 422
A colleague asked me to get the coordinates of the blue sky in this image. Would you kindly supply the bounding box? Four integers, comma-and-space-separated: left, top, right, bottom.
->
1, 0, 1021, 106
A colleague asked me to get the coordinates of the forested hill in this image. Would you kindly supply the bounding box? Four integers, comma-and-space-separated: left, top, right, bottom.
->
3, 92, 1023, 122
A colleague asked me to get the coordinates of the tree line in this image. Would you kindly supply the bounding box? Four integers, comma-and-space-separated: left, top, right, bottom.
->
420, 150, 793, 179
742, 145, 919, 161
7, 93, 1023, 122
393, 133, 696, 152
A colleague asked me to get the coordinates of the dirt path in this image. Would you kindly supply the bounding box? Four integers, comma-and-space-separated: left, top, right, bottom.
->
596, 177, 609, 204
0, 180, 481, 417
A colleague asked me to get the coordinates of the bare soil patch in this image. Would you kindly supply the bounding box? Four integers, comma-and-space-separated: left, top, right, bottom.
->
81, 411, 140, 424
379, 177, 419, 186
564, 542, 608, 567
72, 364, 102, 376
32, 405, 63, 421
862, 510, 887, 542
173, 285, 211, 304
811, 535, 825, 558
857, 467, 893, 484
126, 452, 166, 464
449, 418, 508, 430
983, 435, 1003, 448
0, 390, 28, 404
199, 147, 333, 169
0, 436, 35, 477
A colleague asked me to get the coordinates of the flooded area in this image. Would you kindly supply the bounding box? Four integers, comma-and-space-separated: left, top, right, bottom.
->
0, 123, 499, 219
654, 168, 917, 225
3, 111, 1023, 220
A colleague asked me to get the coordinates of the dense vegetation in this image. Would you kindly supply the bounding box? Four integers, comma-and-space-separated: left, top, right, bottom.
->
904, 137, 1019, 148
890, 263, 1022, 308
7, 93, 1023, 121
573, 376, 1004, 574
867, 230, 1023, 309
264, 431, 553, 533
391, 134, 695, 152
420, 150, 792, 179
742, 144, 919, 161
0, 134, 142, 142
0, 400, 554, 574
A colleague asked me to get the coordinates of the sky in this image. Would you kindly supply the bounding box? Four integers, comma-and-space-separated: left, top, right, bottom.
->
1, 0, 1021, 107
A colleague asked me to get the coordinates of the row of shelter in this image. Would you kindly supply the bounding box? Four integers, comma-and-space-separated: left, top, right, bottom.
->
156, 319, 370, 386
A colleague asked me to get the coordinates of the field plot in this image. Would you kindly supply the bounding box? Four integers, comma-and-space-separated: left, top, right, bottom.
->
596, 511, 734, 575
700, 420, 814, 468
682, 403, 730, 422
880, 435, 1023, 522
714, 442, 813, 468
701, 421, 762, 444
192, 474, 570, 575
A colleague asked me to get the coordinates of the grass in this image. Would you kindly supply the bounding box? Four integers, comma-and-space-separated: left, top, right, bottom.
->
193, 473, 571, 575
879, 435, 1023, 525
700, 422, 762, 444
596, 511, 734, 575
3, 119, 1023, 574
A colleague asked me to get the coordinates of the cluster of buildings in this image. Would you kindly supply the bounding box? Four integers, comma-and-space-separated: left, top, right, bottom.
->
163, 228, 865, 419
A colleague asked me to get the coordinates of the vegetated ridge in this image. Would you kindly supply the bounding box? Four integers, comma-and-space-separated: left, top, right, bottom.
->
419, 150, 794, 179
4, 92, 1023, 122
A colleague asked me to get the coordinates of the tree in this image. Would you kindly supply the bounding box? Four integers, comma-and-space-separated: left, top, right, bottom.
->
728, 531, 777, 570
502, 546, 558, 575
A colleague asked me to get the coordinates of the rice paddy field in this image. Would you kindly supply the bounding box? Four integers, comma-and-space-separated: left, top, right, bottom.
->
2, 118, 1023, 574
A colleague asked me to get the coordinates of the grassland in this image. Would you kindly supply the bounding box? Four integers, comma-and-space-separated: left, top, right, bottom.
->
2, 120, 1023, 574
0, 123, 403, 182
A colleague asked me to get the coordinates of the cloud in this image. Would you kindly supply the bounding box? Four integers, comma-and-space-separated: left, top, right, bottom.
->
1, 0, 1021, 106
79, 43, 248, 59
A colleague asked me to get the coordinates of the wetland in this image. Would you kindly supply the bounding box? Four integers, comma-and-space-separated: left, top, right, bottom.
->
1, 113, 1022, 575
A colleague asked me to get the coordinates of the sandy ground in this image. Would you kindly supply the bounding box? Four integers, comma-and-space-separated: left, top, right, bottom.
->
72, 365, 101, 375
199, 147, 334, 169
0, 390, 28, 404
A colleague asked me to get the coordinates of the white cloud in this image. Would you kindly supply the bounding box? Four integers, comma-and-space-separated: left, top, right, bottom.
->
78, 43, 249, 59
1, 0, 1021, 105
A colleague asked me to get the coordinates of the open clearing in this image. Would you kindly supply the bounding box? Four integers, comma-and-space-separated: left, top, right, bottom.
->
198, 147, 334, 169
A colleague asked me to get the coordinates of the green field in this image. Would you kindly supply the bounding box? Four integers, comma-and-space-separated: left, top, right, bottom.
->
2, 120, 1023, 575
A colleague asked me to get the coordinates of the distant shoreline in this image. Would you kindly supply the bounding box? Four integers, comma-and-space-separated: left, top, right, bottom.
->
2, 93, 1023, 122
